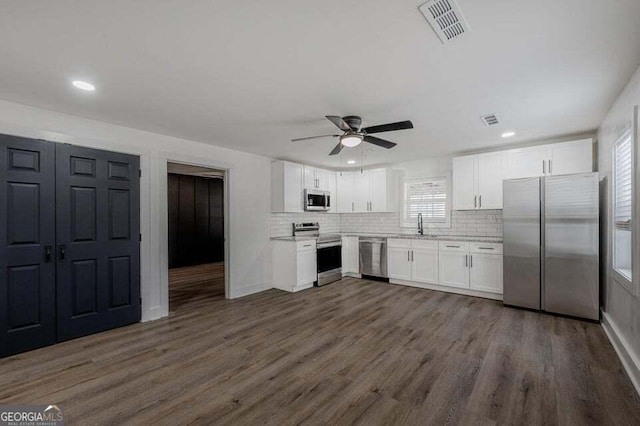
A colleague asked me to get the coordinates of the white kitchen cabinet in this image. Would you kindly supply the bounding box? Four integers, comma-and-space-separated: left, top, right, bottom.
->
411, 240, 439, 284
438, 251, 469, 289
477, 152, 506, 209
469, 253, 503, 293
341, 236, 360, 275
352, 170, 370, 212
387, 239, 412, 281
506, 145, 549, 179
326, 171, 337, 213
506, 139, 592, 179
272, 239, 317, 292
337, 172, 354, 213
271, 160, 304, 213
548, 139, 593, 176
452, 155, 477, 210
387, 239, 438, 284
452, 152, 506, 210
337, 168, 399, 213
304, 166, 334, 191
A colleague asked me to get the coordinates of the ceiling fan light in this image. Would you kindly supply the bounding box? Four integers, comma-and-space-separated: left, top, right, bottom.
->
340, 134, 362, 148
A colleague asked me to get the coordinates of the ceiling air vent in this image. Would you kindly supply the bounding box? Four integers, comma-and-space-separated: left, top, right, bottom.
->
418, 0, 470, 44
481, 114, 500, 127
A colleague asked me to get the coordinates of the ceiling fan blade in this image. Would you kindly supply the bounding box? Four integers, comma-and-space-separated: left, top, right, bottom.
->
291, 134, 338, 142
364, 135, 397, 149
326, 115, 352, 131
329, 142, 344, 156
362, 120, 413, 134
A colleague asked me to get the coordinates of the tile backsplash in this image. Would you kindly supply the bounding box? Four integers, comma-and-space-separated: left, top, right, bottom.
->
270, 213, 341, 237
270, 210, 502, 238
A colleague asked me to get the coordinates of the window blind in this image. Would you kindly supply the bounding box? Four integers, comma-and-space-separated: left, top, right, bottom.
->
614, 131, 633, 230
403, 179, 447, 223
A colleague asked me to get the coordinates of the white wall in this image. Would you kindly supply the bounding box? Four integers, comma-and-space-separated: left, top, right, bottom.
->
598, 64, 640, 388
0, 99, 273, 321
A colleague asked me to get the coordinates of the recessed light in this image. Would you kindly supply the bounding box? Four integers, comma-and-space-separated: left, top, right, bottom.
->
347, 160, 356, 165
502, 131, 515, 138
72, 80, 96, 91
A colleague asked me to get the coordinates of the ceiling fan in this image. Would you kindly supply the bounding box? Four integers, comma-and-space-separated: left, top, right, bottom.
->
292, 115, 414, 156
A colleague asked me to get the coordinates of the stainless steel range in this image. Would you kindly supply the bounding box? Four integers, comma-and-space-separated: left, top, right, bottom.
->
293, 222, 342, 286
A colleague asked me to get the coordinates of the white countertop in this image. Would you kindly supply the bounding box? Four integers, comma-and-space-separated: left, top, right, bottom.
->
271, 233, 502, 243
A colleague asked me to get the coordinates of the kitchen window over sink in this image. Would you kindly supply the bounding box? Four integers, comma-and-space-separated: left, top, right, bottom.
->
401, 178, 449, 228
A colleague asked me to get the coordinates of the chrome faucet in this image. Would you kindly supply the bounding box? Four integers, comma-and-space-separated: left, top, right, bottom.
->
418, 213, 424, 235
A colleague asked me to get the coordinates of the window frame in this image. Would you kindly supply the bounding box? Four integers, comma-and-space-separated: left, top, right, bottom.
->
400, 176, 451, 229
611, 108, 637, 294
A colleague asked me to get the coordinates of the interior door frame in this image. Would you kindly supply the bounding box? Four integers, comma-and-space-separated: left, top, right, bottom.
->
159, 153, 230, 310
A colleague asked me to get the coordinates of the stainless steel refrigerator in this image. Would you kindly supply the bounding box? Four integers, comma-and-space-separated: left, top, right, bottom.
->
503, 172, 599, 320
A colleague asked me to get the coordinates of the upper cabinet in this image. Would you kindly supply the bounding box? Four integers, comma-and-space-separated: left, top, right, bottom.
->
337, 168, 399, 213
272, 160, 304, 212
304, 166, 335, 191
506, 139, 593, 179
453, 151, 506, 210
453, 138, 593, 210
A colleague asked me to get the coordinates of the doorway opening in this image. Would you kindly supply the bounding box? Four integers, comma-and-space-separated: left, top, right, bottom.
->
167, 162, 225, 313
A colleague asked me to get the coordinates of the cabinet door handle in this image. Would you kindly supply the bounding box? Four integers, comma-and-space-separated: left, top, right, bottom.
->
465, 254, 468, 267
479, 195, 482, 208
408, 250, 410, 261
474, 195, 477, 208
44, 245, 53, 262
478, 247, 494, 250
446, 245, 460, 248
58, 245, 66, 261
411, 250, 414, 261
548, 160, 552, 174
352, 202, 354, 212
543, 160, 546, 174
470, 255, 473, 268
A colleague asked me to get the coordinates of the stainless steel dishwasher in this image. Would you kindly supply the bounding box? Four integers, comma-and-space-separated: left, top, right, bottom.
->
359, 237, 387, 278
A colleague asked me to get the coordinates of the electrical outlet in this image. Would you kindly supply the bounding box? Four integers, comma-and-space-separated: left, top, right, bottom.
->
488, 215, 497, 223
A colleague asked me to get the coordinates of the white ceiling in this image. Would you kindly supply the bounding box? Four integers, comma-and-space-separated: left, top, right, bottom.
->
1, 0, 639, 168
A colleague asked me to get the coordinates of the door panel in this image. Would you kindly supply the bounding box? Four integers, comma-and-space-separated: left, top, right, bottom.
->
452, 155, 477, 210
412, 248, 438, 284
477, 152, 506, 209
506, 146, 549, 179
368, 169, 387, 212
0, 135, 56, 357
352, 170, 370, 212
56, 144, 140, 342
544, 173, 599, 320
438, 251, 469, 288
387, 246, 412, 280
502, 178, 541, 309
549, 139, 593, 176
469, 253, 503, 293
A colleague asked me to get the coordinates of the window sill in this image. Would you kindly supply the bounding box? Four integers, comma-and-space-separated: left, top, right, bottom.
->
612, 268, 634, 295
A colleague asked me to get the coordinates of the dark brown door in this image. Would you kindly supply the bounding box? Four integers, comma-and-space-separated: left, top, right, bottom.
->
0, 135, 56, 357
55, 144, 140, 341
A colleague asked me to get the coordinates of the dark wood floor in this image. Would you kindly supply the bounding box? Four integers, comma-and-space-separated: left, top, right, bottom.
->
1, 277, 639, 425
169, 262, 225, 311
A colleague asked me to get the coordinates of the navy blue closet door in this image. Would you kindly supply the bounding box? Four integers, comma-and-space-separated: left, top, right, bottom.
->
55, 144, 140, 341
0, 135, 56, 357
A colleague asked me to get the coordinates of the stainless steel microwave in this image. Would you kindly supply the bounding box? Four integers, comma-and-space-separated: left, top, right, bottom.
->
304, 189, 330, 211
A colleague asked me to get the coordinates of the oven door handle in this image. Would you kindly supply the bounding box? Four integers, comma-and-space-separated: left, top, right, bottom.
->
316, 242, 342, 249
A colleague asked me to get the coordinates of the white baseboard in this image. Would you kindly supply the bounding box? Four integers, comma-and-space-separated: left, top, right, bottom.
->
389, 279, 503, 301
229, 283, 272, 299
141, 305, 166, 322
601, 311, 640, 396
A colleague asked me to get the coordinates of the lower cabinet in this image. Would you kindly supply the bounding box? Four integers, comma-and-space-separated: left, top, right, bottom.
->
468, 244, 503, 293
387, 238, 503, 299
272, 239, 317, 292
388, 239, 438, 283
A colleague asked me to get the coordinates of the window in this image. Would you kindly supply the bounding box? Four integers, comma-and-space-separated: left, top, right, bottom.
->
613, 129, 633, 283
401, 178, 449, 227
